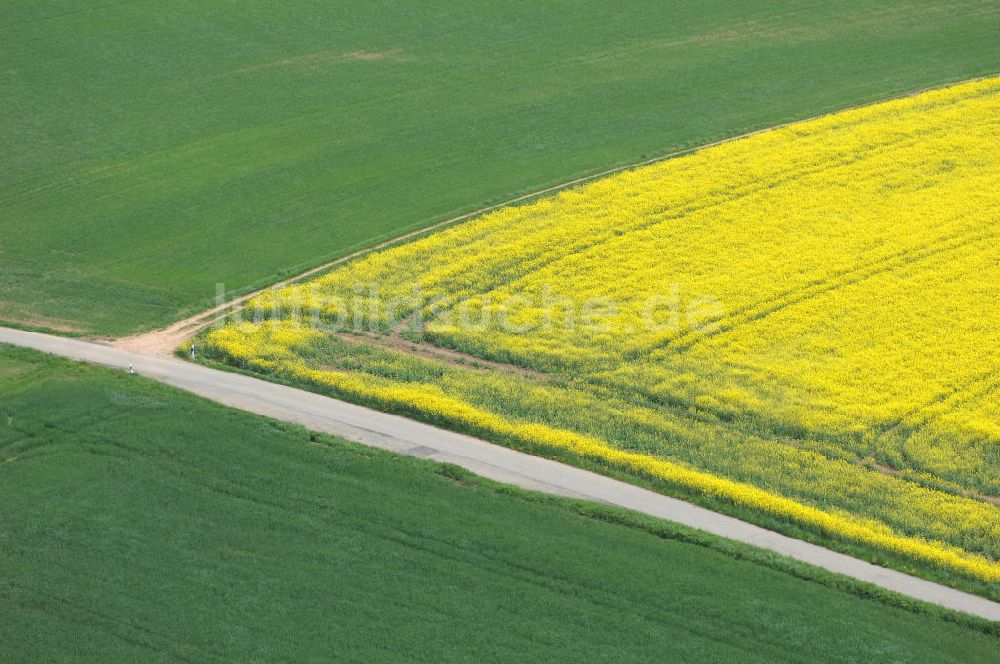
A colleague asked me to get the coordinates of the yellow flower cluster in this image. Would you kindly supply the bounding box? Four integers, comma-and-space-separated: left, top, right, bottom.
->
205, 320, 320, 370
204, 77, 1000, 582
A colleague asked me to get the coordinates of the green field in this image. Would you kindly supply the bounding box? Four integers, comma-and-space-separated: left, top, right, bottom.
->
1, 345, 998, 661
194, 78, 1000, 597
3, 0, 999, 334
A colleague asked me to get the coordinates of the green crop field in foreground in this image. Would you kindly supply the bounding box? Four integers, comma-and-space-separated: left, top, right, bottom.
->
3, 1, 999, 334
1, 345, 998, 661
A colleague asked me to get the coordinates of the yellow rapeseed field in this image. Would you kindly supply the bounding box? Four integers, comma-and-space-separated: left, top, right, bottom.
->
204, 77, 1000, 584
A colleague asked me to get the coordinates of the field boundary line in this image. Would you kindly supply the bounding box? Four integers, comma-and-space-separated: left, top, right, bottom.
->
389, 121, 975, 338
111, 71, 999, 356
4, 325, 1000, 622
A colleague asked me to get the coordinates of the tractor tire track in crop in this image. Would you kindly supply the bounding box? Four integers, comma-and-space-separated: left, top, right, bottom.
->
414, 125, 948, 332
627, 227, 997, 360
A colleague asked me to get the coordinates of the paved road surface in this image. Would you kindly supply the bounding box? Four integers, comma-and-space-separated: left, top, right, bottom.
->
2, 326, 998, 622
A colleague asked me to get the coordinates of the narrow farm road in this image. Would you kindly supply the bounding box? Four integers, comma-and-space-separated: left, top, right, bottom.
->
2, 326, 998, 622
